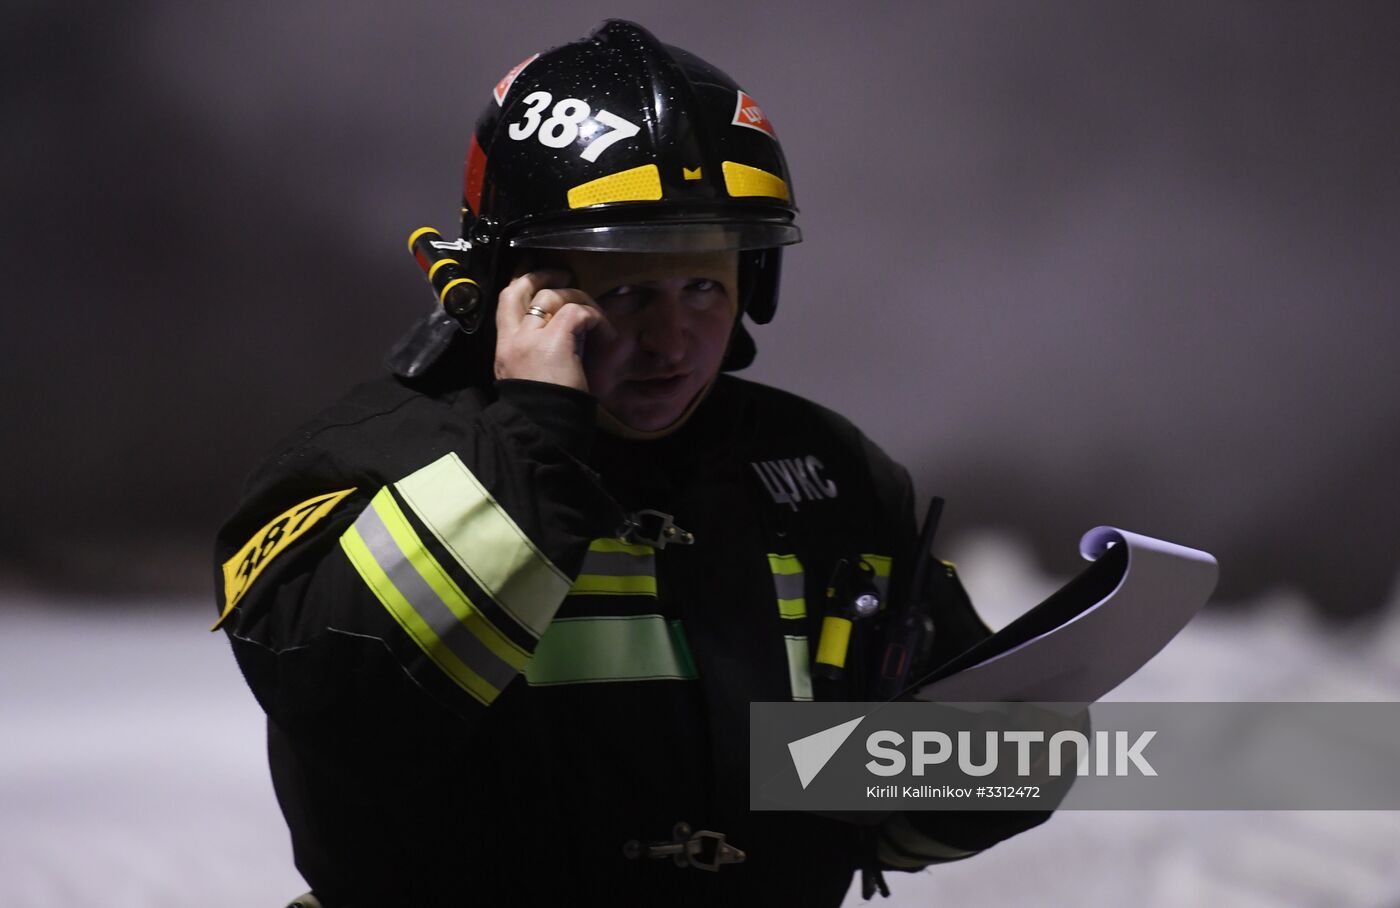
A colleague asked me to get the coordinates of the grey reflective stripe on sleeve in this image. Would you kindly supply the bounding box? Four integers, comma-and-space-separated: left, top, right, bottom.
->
352, 496, 521, 693
394, 452, 571, 637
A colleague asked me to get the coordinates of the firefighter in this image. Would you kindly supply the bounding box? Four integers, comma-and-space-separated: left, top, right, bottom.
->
215, 20, 1055, 906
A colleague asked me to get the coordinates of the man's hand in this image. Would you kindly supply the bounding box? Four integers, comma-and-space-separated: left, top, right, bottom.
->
494, 269, 614, 391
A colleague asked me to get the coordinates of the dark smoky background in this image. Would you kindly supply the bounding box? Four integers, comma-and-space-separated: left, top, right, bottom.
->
5, 0, 1398, 619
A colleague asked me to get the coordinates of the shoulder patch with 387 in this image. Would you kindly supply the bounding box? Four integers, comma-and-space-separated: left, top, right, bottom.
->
213, 488, 356, 630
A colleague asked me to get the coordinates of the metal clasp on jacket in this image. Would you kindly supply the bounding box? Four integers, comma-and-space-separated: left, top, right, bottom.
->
617, 509, 695, 549
622, 822, 745, 871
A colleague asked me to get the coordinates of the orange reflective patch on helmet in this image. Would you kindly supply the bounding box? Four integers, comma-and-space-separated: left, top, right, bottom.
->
731, 90, 777, 139
493, 53, 539, 106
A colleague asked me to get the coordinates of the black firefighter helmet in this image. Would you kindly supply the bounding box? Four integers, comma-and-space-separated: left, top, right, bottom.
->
389, 19, 801, 379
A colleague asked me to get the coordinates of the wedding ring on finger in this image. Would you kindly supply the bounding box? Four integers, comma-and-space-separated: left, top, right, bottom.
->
524, 304, 552, 323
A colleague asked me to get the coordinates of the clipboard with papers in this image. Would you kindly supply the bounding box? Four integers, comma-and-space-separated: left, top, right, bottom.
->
913, 527, 1219, 703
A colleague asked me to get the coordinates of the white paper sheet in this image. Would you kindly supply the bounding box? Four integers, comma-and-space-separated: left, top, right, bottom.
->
915, 527, 1218, 702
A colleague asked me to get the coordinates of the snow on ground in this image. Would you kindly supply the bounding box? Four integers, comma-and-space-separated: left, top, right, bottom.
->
1, 534, 1397, 907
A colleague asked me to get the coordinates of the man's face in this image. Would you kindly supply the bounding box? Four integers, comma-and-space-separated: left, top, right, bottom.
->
559, 249, 739, 433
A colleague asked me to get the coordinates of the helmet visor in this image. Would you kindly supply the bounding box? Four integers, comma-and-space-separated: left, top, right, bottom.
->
509, 221, 800, 254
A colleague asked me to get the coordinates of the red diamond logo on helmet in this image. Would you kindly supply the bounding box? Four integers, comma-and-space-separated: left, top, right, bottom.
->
732, 90, 777, 139
493, 53, 539, 107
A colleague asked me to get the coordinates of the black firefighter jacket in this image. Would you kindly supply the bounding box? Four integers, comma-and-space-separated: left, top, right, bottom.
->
214, 373, 1052, 907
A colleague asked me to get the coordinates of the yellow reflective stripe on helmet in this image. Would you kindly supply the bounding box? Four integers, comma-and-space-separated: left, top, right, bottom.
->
394, 453, 570, 639
341, 521, 497, 707
722, 161, 790, 200
567, 164, 662, 208
570, 539, 658, 596
525, 615, 698, 685
784, 635, 813, 701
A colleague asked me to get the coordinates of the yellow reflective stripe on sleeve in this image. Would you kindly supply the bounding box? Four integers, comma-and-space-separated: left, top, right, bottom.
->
784, 635, 813, 701
368, 488, 528, 670
340, 523, 496, 707
215, 487, 356, 629
525, 615, 698, 686
394, 453, 570, 638
570, 539, 658, 596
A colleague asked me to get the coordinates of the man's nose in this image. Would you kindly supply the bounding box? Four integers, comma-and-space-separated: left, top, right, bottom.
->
637, 294, 687, 360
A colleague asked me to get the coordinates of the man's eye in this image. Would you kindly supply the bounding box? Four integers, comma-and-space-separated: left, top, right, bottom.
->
683, 278, 726, 309
597, 285, 642, 313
